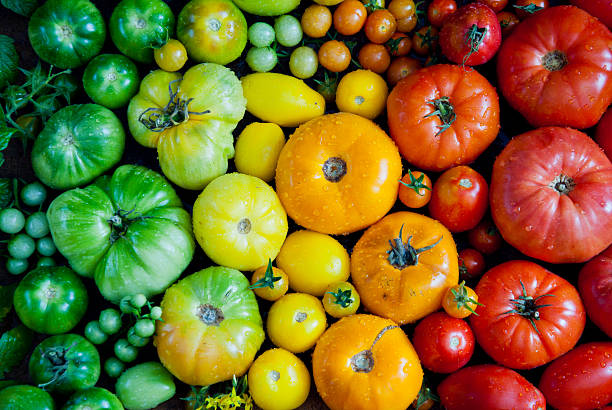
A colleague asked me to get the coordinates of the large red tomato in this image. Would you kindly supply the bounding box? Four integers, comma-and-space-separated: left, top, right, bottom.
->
470, 260, 585, 370
490, 127, 612, 263
497, 6, 612, 129
387, 64, 499, 172
596, 107, 612, 161
578, 246, 612, 338
570, 0, 612, 29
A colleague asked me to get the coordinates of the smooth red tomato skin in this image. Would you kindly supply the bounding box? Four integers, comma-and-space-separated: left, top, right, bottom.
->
412, 312, 474, 374
571, 0, 612, 29
596, 107, 612, 161
476, 0, 507, 13
497, 6, 612, 129
427, 0, 457, 28
439, 364, 546, 409
468, 218, 502, 255
578, 246, 612, 338
458, 248, 485, 279
471, 260, 586, 370
490, 127, 612, 264
428, 166, 488, 233
539, 342, 612, 410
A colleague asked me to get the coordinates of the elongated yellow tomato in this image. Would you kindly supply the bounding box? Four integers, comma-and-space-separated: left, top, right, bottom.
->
241, 73, 325, 127
234, 122, 285, 182
127, 64, 246, 190
193, 173, 288, 271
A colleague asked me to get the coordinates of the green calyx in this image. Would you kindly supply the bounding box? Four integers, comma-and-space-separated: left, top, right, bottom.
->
463, 24, 488, 66
249, 259, 282, 290
399, 169, 431, 196
327, 288, 354, 308
424, 96, 456, 136
499, 280, 555, 334
450, 281, 483, 316
387, 225, 442, 269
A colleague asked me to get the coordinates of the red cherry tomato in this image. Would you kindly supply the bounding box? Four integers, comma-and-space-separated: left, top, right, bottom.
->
497, 11, 520, 36
475, 0, 508, 13
468, 218, 502, 254
427, 0, 457, 28
458, 248, 485, 279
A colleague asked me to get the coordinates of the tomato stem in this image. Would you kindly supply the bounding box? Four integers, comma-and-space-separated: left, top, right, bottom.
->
249, 259, 282, 290
424, 96, 456, 136
350, 325, 398, 373
399, 170, 431, 196
327, 288, 354, 308
196, 304, 225, 326
450, 281, 483, 316
499, 280, 555, 334
513, 3, 544, 13
387, 225, 443, 269
542, 50, 568, 72
38, 342, 78, 390
322, 157, 347, 182
549, 174, 575, 195
462, 24, 487, 66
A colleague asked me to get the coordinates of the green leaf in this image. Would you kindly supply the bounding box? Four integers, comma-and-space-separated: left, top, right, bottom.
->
1, 0, 39, 17
0, 325, 33, 378
0, 283, 16, 322
0, 35, 18, 90
0, 178, 11, 208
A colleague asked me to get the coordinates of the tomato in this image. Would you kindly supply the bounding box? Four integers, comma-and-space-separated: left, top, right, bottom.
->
14, 266, 88, 335
351, 211, 458, 324
21, 182, 46, 207
234, 122, 285, 182
28, 0, 105, 69
412, 312, 474, 373
322, 281, 360, 318
386, 56, 421, 85
128, 65, 245, 189
32, 104, 124, 190
428, 166, 488, 233
596, 107, 612, 161
0, 386, 55, 410
491, 127, 612, 263
248, 348, 310, 410
458, 248, 485, 279
115, 362, 176, 410
471, 260, 585, 369
513, 0, 548, 19
36, 237, 56, 257
289, 46, 319, 79
428, 0, 457, 27
398, 170, 432, 209
385, 32, 412, 57
442, 281, 480, 319
358, 43, 391, 74
250, 261, 289, 301
578, 246, 612, 338
248, 22, 275, 47
468, 218, 502, 254
156, 267, 264, 385
387, 64, 500, 172
275, 15, 303, 47
388, 0, 417, 32
498, 6, 612, 129
333, 0, 367, 35
313, 314, 423, 410
438, 364, 546, 409
193, 173, 287, 271
25, 212, 48, 239
234, 0, 300, 15
82, 54, 139, 109
476, 0, 507, 12
318, 40, 352, 72
412, 26, 438, 56
336, 69, 388, 119
497, 10, 519, 36
177, 0, 248, 65
301, 5, 332, 38
571, 0, 612, 29
365, 9, 397, 44
439, 3, 501, 66
154, 39, 188, 72
276, 113, 402, 235
246, 47, 278, 73
277, 230, 350, 297
8, 234, 35, 259
539, 342, 612, 410
29, 334, 100, 394
267, 293, 327, 353
64, 387, 123, 410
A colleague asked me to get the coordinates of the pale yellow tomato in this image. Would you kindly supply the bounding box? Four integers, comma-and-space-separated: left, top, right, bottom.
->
322, 281, 360, 318
234, 122, 285, 182
276, 230, 350, 296
336, 69, 388, 120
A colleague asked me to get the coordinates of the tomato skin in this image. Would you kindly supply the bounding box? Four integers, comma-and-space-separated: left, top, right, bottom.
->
234, 122, 285, 182
468, 218, 502, 254
458, 248, 485, 279
386, 57, 421, 86
336, 69, 388, 120
365, 9, 397, 44
428, 0, 457, 28
63, 387, 123, 410
0, 386, 55, 410
412, 312, 474, 373
115, 362, 176, 410
578, 246, 612, 338
318, 40, 351, 72
475, 0, 507, 13
490, 127, 612, 263
412, 26, 438, 56
302, 4, 332, 38
497, 11, 519, 36
596, 107, 612, 161
570, 0, 612, 29
539, 342, 612, 410
388, 0, 417, 32
358, 43, 391, 74
154, 39, 188, 72
497, 6, 612, 129
385, 32, 411, 57
470, 260, 586, 369
438, 364, 546, 409
83, 54, 139, 109
333, 0, 367, 35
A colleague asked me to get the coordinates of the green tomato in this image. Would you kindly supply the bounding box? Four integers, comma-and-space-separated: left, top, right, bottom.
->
274, 15, 302, 47
29, 334, 100, 395
130, 293, 147, 308
99, 308, 122, 335
84, 321, 108, 345
116, 362, 176, 410
6, 258, 28, 275
126, 327, 149, 347
290, 46, 319, 79
32, 104, 125, 190
246, 47, 278, 72
110, 0, 176, 64
8, 233, 35, 259
63, 387, 123, 410
0, 385, 55, 410
36, 257, 56, 268
0, 208, 25, 234
37, 237, 57, 256
248, 22, 275, 47
28, 0, 106, 69
134, 319, 155, 338
14, 266, 88, 334
0, 380, 17, 391
120, 297, 138, 315
114, 339, 138, 363
232, 0, 300, 16
25, 211, 49, 239
20, 182, 47, 207
104, 357, 125, 379
83, 54, 139, 109
150, 306, 162, 320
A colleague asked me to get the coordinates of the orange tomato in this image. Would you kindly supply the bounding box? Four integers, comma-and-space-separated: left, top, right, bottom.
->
365, 9, 397, 43
398, 170, 432, 208
412, 26, 438, 56
318, 40, 352, 72
386, 56, 422, 85
442, 281, 481, 318
358, 43, 391, 74
386, 32, 412, 56
334, 0, 368, 35
388, 0, 418, 32
301, 4, 333, 38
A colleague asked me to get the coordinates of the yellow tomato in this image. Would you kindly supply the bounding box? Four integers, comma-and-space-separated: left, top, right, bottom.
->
276, 230, 350, 296
192, 173, 288, 271
154, 39, 188, 72
336, 69, 388, 120
267, 293, 327, 353
322, 281, 360, 318
241, 73, 325, 127
250, 261, 289, 301
234, 122, 285, 182
248, 348, 311, 410
314, 0, 343, 5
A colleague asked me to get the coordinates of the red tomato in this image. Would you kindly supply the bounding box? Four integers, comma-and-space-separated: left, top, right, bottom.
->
571, 0, 612, 29
496, 11, 520, 36
578, 246, 612, 338
427, 0, 457, 28
438, 364, 546, 409
471, 260, 586, 370
475, 0, 508, 13
428, 166, 488, 233
333, 0, 367, 36
468, 218, 502, 255
497, 6, 612, 129
458, 248, 485, 279
412, 312, 474, 374
539, 342, 612, 410
513, 0, 548, 19
490, 127, 612, 264
596, 107, 612, 161
439, 3, 501, 66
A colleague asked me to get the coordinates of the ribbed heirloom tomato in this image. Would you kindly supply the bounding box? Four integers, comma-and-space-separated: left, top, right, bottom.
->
578, 246, 612, 338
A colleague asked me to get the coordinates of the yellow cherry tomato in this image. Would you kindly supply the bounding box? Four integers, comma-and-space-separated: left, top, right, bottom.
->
314, 0, 343, 5
154, 39, 188, 72
322, 281, 360, 318
250, 260, 289, 301
267, 293, 327, 353
248, 348, 311, 410
234, 122, 285, 182
442, 281, 481, 319
276, 230, 350, 297
336, 69, 388, 120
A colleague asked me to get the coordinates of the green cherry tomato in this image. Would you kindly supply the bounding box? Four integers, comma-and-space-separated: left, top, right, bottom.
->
246, 47, 278, 72
36, 237, 57, 256
83, 54, 139, 109
115, 362, 176, 410
274, 15, 302, 47
20, 182, 47, 207
36, 257, 56, 268
130, 293, 147, 308
85, 321, 109, 345
6, 258, 28, 275
248, 22, 275, 47
99, 308, 123, 335
127, 327, 150, 347
25, 211, 49, 239
135, 319, 156, 338
0, 208, 25, 234
115, 339, 139, 363
290, 46, 319, 79
104, 357, 125, 378
8, 233, 35, 259
0, 385, 55, 410
150, 306, 163, 320
63, 387, 123, 410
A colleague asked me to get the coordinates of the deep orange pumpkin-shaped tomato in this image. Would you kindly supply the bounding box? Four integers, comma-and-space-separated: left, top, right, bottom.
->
276, 113, 402, 235
351, 211, 459, 324
312, 314, 423, 410
387, 64, 499, 172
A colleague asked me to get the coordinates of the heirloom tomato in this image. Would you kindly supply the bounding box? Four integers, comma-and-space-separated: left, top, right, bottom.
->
322, 281, 360, 318
387, 64, 499, 172
313, 314, 423, 410
115, 362, 176, 410
128, 64, 245, 190
276, 113, 402, 235
596, 107, 612, 161
351, 211, 459, 324
0, 386, 55, 410
398, 170, 432, 209
64, 387, 123, 410
471, 260, 585, 369
336, 69, 388, 119
82, 54, 139, 109
571, 0, 612, 29
497, 6, 612, 128
578, 246, 612, 338
155, 266, 264, 386
490, 127, 612, 263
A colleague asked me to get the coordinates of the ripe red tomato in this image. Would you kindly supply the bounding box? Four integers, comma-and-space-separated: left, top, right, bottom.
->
357, 43, 391, 73
496, 11, 519, 36
427, 0, 457, 28
571, 0, 612, 29
468, 218, 502, 255
412, 26, 438, 56
412, 312, 474, 374
458, 248, 485, 279
428, 165, 488, 233
596, 107, 612, 161
578, 246, 612, 338
438, 364, 546, 409
497, 6, 612, 129
475, 0, 507, 13
439, 3, 501, 66
490, 127, 612, 264
471, 260, 586, 370
385, 32, 411, 57
539, 342, 612, 410
513, 0, 548, 19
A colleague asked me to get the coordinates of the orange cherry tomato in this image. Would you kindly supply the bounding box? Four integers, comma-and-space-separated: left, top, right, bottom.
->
154, 39, 188, 72
385, 32, 412, 56
427, 0, 457, 27
398, 170, 432, 209
442, 281, 481, 319
333, 0, 368, 35
365, 9, 397, 44
250, 260, 289, 301
358, 43, 391, 73
388, 0, 418, 32
513, 0, 549, 19
301, 4, 333, 38
386, 56, 422, 85
318, 40, 352, 72
497, 11, 520, 36
412, 25, 438, 56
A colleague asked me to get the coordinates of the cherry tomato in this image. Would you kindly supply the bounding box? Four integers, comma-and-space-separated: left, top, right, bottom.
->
412, 26, 438, 56
386, 56, 421, 85
365, 9, 397, 44
398, 170, 432, 209
154, 39, 188, 72
428, 0, 457, 27
468, 218, 502, 254
322, 281, 360, 318
385, 32, 412, 56
388, 0, 418, 32
497, 11, 520, 36
442, 281, 481, 319
513, 0, 548, 19
458, 248, 485, 279
476, 0, 508, 12
333, 0, 368, 35
358, 43, 391, 74
289, 46, 319, 79
318, 40, 352, 72
302, 4, 333, 38
250, 261, 289, 302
